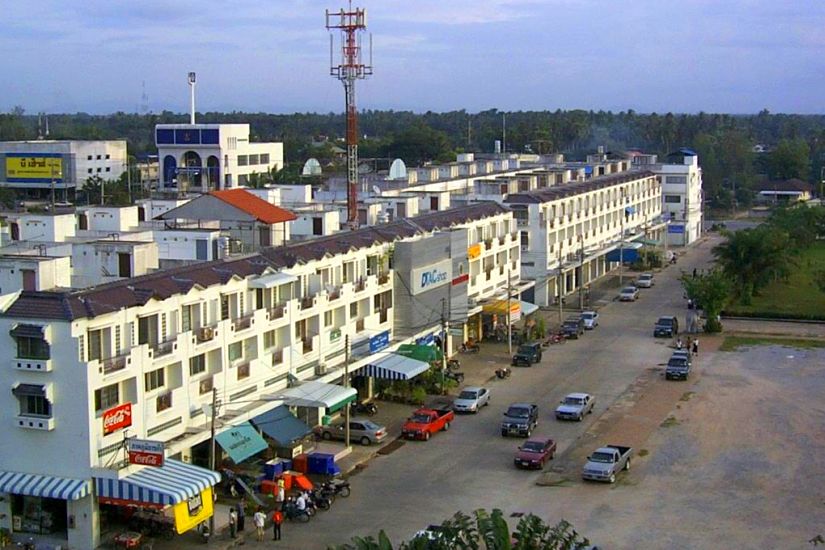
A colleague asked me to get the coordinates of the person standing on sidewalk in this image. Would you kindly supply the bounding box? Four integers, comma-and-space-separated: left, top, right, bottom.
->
692, 338, 699, 356
253, 506, 266, 542
276, 478, 285, 510
272, 508, 283, 541
236, 497, 246, 532
228, 507, 238, 539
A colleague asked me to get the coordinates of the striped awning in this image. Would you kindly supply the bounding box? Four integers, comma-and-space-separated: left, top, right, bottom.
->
360, 352, 431, 381
0, 471, 90, 501
95, 459, 221, 506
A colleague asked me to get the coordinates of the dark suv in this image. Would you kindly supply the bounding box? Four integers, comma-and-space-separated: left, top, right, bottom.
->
654, 316, 679, 338
501, 403, 539, 437
512, 342, 543, 367
562, 317, 585, 339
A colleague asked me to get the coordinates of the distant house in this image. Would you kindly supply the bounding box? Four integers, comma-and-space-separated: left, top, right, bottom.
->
754, 179, 814, 204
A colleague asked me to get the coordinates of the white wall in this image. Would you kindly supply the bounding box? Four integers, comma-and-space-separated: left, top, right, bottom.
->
0, 256, 72, 293
154, 229, 221, 262
78, 206, 140, 232
13, 214, 76, 242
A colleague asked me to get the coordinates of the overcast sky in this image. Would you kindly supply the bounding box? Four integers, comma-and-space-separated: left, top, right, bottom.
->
2, 0, 823, 115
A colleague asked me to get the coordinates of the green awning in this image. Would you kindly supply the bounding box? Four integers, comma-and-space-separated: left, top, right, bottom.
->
215, 422, 269, 464
395, 344, 443, 363
638, 239, 661, 246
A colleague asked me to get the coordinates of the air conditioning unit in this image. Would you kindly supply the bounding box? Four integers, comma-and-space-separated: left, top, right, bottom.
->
198, 326, 214, 340
315, 363, 328, 376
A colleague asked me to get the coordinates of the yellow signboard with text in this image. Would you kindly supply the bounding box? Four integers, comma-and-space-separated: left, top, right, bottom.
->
468, 244, 481, 260
172, 486, 214, 534
5, 154, 63, 182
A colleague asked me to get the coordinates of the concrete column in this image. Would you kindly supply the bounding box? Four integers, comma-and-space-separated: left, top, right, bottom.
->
68, 493, 100, 550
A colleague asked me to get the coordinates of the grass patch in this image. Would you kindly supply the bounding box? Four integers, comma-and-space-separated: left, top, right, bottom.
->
660, 416, 680, 428
679, 391, 695, 402
720, 336, 825, 352
637, 449, 650, 457
725, 242, 825, 319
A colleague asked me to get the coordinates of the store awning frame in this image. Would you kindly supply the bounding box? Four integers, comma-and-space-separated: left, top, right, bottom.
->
360, 352, 431, 381
251, 405, 312, 445
215, 421, 269, 464
271, 380, 357, 411
0, 471, 90, 501
95, 459, 221, 507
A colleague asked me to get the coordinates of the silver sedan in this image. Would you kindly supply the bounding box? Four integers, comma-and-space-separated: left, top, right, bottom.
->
452, 387, 491, 413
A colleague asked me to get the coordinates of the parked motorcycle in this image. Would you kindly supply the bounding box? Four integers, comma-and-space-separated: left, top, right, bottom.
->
310, 488, 332, 510
350, 400, 378, 416
322, 478, 351, 498
196, 521, 211, 544
444, 370, 465, 384
495, 366, 511, 379
447, 358, 461, 371
283, 498, 311, 522
459, 341, 480, 353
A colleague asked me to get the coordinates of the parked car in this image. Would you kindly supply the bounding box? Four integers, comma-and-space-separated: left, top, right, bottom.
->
581, 310, 599, 330
511, 342, 543, 367
671, 349, 692, 365
654, 315, 679, 337
501, 403, 539, 437
619, 286, 639, 301
315, 418, 388, 446
401, 408, 455, 441
582, 444, 633, 483
665, 355, 692, 380
453, 386, 490, 413
555, 392, 595, 421
636, 273, 655, 288
514, 437, 557, 469
561, 316, 585, 339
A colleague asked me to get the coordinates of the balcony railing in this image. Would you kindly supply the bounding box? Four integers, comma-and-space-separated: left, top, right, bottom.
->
499, 235, 507, 246
272, 349, 284, 365
356, 319, 365, 332
102, 355, 128, 375
233, 314, 254, 332
267, 304, 285, 321
378, 273, 390, 286
196, 325, 216, 344
328, 287, 341, 301
354, 278, 366, 292
156, 392, 172, 412
151, 340, 175, 358
484, 238, 493, 250
300, 296, 315, 310
302, 338, 314, 354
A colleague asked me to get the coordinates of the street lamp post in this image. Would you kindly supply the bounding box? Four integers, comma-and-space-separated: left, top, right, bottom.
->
619, 189, 626, 286
578, 235, 585, 310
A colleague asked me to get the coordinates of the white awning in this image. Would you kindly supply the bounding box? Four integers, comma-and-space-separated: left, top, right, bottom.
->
249, 272, 298, 289
520, 301, 539, 316
360, 352, 431, 381
270, 380, 357, 411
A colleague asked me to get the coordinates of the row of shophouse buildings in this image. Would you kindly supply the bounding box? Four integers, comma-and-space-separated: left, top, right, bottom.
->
0, 126, 684, 548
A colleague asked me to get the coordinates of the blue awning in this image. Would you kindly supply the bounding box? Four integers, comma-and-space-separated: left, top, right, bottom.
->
95, 459, 221, 506
251, 406, 311, 446
360, 352, 431, 380
215, 421, 269, 464
0, 471, 90, 501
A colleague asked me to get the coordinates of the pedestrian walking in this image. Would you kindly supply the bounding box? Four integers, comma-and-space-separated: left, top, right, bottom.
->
686, 336, 693, 353
272, 509, 283, 541
236, 497, 246, 532
692, 268, 697, 278
276, 478, 285, 510
692, 338, 699, 356
676, 337, 683, 350
253, 506, 266, 542
228, 508, 238, 539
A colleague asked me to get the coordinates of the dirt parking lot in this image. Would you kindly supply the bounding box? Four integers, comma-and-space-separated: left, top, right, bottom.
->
563, 340, 825, 550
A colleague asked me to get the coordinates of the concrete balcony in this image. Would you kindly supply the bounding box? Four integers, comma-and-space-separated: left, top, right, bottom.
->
232, 313, 254, 333
300, 296, 316, 310
267, 304, 286, 321
13, 357, 52, 373
101, 354, 130, 375
378, 272, 391, 286
150, 339, 176, 359
195, 324, 218, 345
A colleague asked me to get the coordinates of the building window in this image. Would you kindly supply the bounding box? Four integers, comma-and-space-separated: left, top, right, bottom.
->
105, 167, 111, 172
221, 295, 230, 320
666, 175, 687, 184
665, 195, 681, 203
145, 368, 165, 392
238, 174, 248, 185
20, 395, 51, 417
87, 155, 93, 160
237, 155, 248, 166
260, 154, 270, 164
324, 310, 333, 327
248, 154, 259, 165
199, 376, 214, 395
88, 329, 103, 361
263, 329, 276, 350
94, 383, 119, 411
189, 354, 206, 376
156, 392, 172, 412
96, 155, 102, 160
88, 168, 93, 174
97, 168, 102, 173
105, 154, 110, 160
228, 341, 243, 362
520, 231, 529, 250
181, 305, 192, 332
350, 302, 358, 319
16, 336, 49, 360
237, 363, 250, 380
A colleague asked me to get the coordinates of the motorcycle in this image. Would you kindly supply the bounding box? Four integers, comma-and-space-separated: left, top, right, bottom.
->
495, 366, 511, 379
196, 521, 211, 544
283, 498, 311, 522
310, 488, 332, 510
350, 400, 378, 416
444, 370, 465, 384
322, 478, 351, 498
459, 341, 480, 353
447, 358, 461, 371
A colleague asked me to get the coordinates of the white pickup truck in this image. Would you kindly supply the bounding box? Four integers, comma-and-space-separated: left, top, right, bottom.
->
582, 445, 633, 483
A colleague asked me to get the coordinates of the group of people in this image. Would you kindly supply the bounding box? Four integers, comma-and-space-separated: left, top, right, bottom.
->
675, 336, 699, 355
228, 496, 284, 542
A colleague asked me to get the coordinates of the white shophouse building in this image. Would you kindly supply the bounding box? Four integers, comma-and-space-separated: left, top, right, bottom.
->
0, 203, 518, 549
651, 148, 703, 246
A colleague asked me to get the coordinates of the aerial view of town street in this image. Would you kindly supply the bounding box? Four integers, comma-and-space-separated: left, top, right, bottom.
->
0, 1, 823, 549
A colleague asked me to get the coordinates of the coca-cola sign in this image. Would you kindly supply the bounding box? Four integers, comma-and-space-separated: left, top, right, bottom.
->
126, 438, 164, 467
103, 403, 132, 435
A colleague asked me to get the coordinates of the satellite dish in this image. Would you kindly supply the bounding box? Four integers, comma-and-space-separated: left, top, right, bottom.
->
389, 158, 407, 180
358, 163, 372, 175
372, 185, 382, 197
301, 158, 322, 176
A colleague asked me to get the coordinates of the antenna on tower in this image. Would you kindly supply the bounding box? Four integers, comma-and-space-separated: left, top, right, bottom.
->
187, 72, 197, 125
37, 113, 44, 140
326, 1, 373, 230
140, 80, 149, 115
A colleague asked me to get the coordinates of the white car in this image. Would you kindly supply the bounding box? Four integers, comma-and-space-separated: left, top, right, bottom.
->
555, 392, 595, 421
636, 273, 654, 288
581, 311, 599, 329
452, 386, 491, 413
619, 286, 639, 301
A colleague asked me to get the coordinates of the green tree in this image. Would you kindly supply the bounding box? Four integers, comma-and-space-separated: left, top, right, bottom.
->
713, 226, 794, 303
680, 270, 732, 333
767, 138, 810, 180
333, 509, 590, 550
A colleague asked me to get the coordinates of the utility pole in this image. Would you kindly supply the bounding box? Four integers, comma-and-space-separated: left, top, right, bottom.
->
557, 245, 564, 324
507, 265, 513, 356
208, 386, 219, 534
50, 166, 56, 211
126, 157, 133, 205
619, 188, 625, 286
344, 334, 351, 449
327, 2, 373, 230
578, 236, 585, 310
440, 297, 447, 395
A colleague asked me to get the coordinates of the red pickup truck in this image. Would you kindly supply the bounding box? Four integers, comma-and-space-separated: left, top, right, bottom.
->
401, 408, 455, 441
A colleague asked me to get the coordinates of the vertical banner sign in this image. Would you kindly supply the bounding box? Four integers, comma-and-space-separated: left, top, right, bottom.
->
103, 403, 132, 435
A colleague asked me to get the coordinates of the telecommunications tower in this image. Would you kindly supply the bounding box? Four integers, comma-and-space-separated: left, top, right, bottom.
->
326, 2, 372, 229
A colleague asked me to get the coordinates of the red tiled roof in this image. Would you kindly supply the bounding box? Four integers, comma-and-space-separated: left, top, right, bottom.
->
210, 189, 297, 224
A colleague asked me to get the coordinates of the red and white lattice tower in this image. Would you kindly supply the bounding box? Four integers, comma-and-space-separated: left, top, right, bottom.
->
326, 1, 372, 229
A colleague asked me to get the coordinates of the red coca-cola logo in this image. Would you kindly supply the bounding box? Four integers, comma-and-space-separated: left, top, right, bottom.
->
103, 403, 132, 434
129, 451, 163, 467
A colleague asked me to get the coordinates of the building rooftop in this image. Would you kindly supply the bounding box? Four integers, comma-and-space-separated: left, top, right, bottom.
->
210, 189, 297, 224
755, 179, 814, 193
505, 171, 655, 205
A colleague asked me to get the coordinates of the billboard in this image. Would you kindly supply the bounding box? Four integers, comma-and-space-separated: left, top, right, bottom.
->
410, 259, 453, 295
5, 153, 63, 183
103, 402, 132, 435
126, 438, 165, 467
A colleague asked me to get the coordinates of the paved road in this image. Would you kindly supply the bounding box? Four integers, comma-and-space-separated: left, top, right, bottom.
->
252, 239, 719, 549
